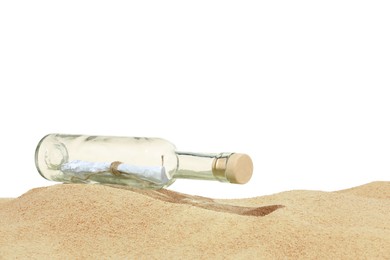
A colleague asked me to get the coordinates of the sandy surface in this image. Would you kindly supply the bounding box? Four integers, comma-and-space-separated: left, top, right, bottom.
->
0, 182, 389, 259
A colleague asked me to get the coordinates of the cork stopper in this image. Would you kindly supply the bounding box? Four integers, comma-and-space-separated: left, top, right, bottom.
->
212, 153, 253, 184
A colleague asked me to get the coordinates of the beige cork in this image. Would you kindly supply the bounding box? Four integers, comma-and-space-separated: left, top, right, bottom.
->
225, 153, 253, 184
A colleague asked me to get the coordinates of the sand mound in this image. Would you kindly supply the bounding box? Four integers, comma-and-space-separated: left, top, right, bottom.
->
1, 182, 389, 259
337, 181, 390, 199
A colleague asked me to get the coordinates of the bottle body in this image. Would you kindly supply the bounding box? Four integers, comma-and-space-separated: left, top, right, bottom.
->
35, 134, 253, 189
36, 134, 179, 189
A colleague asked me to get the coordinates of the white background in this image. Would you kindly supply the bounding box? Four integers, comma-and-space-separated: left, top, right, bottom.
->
0, 1, 389, 198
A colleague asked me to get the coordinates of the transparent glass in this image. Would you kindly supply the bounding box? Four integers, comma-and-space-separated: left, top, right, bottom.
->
35, 134, 231, 189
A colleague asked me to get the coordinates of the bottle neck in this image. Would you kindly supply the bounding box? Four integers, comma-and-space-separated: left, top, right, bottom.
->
174, 151, 233, 182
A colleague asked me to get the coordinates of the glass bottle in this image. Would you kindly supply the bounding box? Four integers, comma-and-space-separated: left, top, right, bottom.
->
35, 134, 253, 189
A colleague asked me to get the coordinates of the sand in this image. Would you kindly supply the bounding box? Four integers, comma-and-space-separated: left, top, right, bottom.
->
0, 182, 389, 259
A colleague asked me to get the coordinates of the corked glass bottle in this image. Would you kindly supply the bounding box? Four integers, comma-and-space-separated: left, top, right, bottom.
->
35, 134, 253, 189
